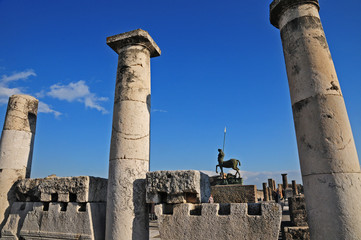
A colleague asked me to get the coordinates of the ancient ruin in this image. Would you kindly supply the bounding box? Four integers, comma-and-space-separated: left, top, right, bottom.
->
0, 0, 359, 239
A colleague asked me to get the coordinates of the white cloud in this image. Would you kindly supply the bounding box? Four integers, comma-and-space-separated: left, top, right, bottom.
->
0, 70, 35, 103
1, 69, 36, 84
38, 101, 62, 118
47, 80, 108, 114
152, 109, 168, 113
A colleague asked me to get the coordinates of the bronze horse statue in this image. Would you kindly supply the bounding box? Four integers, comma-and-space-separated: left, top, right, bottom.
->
216, 149, 241, 178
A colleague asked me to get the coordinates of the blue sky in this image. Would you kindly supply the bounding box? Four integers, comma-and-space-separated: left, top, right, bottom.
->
0, 0, 360, 188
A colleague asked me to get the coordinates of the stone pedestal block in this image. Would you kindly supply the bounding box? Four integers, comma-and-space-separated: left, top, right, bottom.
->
146, 170, 210, 204
270, 0, 361, 238
0, 95, 38, 228
106, 29, 160, 240
155, 203, 282, 240
211, 184, 257, 203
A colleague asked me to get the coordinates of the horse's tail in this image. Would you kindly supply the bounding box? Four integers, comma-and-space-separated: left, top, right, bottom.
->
237, 160, 241, 166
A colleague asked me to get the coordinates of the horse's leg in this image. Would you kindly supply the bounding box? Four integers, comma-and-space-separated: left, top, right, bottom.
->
220, 166, 224, 177
216, 165, 219, 173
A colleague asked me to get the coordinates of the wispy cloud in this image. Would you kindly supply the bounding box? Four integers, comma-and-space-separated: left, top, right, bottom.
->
1, 70, 36, 84
0, 70, 35, 102
0, 69, 61, 117
38, 101, 62, 118
152, 109, 168, 113
47, 80, 108, 114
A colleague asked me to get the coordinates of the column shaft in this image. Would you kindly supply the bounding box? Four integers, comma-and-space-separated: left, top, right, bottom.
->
270, 1, 361, 239
262, 183, 269, 201
292, 180, 298, 196
106, 29, 160, 240
281, 173, 288, 189
0, 95, 38, 228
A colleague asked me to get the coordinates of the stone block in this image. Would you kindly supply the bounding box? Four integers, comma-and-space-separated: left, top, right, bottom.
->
283, 226, 310, 240
155, 203, 282, 240
288, 195, 308, 227
15, 176, 107, 203
146, 170, 210, 204
211, 184, 257, 203
1, 202, 106, 240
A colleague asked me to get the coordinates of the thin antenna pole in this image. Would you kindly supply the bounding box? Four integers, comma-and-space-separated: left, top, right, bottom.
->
223, 127, 226, 152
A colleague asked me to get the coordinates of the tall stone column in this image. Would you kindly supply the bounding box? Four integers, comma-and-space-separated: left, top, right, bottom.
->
281, 173, 288, 189
0, 95, 38, 228
270, 0, 361, 239
105, 29, 161, 240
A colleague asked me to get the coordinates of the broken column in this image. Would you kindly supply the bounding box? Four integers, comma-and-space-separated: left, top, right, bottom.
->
105, 29, 161, 240
0, 95, 38, 227
262, 183, 269, 201
270, 0, 361, 239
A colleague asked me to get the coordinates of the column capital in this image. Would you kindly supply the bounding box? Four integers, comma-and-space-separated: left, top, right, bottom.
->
106, 29, 161, 57
270, 0, 319, 29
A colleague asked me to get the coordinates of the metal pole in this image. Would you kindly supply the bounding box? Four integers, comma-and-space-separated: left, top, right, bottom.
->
223, 127, 226, 152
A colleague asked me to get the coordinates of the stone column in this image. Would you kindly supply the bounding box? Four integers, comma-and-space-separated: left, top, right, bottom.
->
262, 182, 269, 201
270, 1, 361, 239
105, 29, 161, 240
0, 95, 38, 227
281, 173, 288, 189
267, 178, 273, 190
292, 180, 298, 196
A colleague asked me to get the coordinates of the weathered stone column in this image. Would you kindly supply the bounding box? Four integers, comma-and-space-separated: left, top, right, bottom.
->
281, 173, 288, 189
292, 180, 298, 196
262, 182, 269, 201
270, 0, 361, 239
0, 95, 38, 227
106, 29, 161, 240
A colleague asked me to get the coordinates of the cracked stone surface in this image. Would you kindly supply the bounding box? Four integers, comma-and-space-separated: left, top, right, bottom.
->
270, 0, 361, 239
106, 29, 160, 240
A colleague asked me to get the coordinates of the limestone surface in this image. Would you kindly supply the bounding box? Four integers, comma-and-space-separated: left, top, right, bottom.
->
1, 202, 106, 240
146, 170, 211, 204
211, 184, 257, 203
283, 226, 310, 240
15, 176, 107, 203
155, 203, 282, 240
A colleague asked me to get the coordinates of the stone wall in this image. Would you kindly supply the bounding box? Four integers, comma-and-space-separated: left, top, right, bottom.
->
155, 203, 282, 240
211, 185, 257, 203
0, 176, 107, 240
